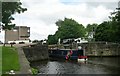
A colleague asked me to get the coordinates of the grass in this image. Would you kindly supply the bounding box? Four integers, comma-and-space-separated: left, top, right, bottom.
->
31, 68, 38, 75
2, 46, 20, 74
0, 46, 2, 75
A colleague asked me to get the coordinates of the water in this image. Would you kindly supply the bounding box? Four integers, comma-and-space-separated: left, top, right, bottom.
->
30, 57, 120, 74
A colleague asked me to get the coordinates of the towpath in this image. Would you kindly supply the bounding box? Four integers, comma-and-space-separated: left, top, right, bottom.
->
14, 43, 36, 74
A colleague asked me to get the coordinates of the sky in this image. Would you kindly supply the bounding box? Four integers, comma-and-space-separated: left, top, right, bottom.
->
0, 0, 119, 42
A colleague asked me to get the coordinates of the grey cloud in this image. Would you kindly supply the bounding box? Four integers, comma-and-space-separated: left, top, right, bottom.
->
60, 0, 119, 3
37, 14, 64, 25
86, 2, 118, 10
60, 0, 118, 10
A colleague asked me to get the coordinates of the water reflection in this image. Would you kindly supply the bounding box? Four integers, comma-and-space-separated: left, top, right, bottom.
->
88, 57, 120, 67
31, 57, 120, 74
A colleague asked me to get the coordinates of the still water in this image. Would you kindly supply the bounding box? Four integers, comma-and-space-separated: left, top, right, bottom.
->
31, 57, 120, 74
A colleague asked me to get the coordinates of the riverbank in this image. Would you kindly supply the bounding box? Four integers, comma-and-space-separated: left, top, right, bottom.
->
87, 57, 120, 68
2, 46, 20, 74
1, 44, 32, 75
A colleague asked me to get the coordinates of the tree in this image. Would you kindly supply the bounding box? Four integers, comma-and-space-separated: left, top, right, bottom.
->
86, 23, 98, 33
95, 21, 112, 41
113, 3, 120, 42
55, 18, 86, 40
95, 1, 120, 43
47, 18, 86, 44
47, 35, 57, 45
1, 1, 27, 30
86, 23, 98, 40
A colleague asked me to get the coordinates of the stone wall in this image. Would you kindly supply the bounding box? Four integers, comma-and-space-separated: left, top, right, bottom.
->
22, 43, 49, 62
81, 42, 120, 56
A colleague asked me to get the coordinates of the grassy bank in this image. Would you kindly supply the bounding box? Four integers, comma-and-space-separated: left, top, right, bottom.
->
2, 46, 20, 73
0, 46, 2, 75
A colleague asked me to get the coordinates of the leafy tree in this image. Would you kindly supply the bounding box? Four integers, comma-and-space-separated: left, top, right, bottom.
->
47, 35, 57, 45
95, 2, 120, 43
86, 23, 98, 33
112, 5, 120, 42
95, 20, 119, 42
55, 18, 86, 40
86, 23, 98, 40
1, 1, 27, 30
47, 18, 86, 44
95, 21, 112, 41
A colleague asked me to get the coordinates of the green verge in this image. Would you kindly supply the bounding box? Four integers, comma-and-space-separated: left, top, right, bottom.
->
0, 46, 2, 75
2, 46, 20, 74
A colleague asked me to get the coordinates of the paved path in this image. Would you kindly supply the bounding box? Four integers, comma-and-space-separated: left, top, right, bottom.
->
14, 44, 33, 74
16, 47, 31, 74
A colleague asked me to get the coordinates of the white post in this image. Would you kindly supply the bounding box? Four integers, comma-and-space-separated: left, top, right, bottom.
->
58, 38, 60, 45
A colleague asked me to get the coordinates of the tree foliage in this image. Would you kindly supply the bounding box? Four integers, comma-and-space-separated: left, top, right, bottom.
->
2, 1, 27, 30
95, 4, 120, 43
56, 18, 86, 39
95, 21, 114, 42
86, 23, 98, 33
113, 7, 120, 42
48, 18, 86, 44
86, 23, 98, 40
47, 35, 57, 45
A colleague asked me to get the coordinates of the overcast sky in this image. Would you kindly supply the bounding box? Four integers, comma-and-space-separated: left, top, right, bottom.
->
0, 0, 119, 42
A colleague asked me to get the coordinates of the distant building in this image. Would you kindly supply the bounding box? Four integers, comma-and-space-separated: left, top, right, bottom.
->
5, 26, 30, 43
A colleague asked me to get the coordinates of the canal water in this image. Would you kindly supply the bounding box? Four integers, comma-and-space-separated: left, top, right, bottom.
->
30, 57, 120, 74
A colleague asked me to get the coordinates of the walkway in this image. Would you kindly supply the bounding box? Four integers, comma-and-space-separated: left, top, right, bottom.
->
14, 44, 33, 74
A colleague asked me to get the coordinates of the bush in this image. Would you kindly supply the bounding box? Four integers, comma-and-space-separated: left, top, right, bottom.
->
31, 68, 38, 75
